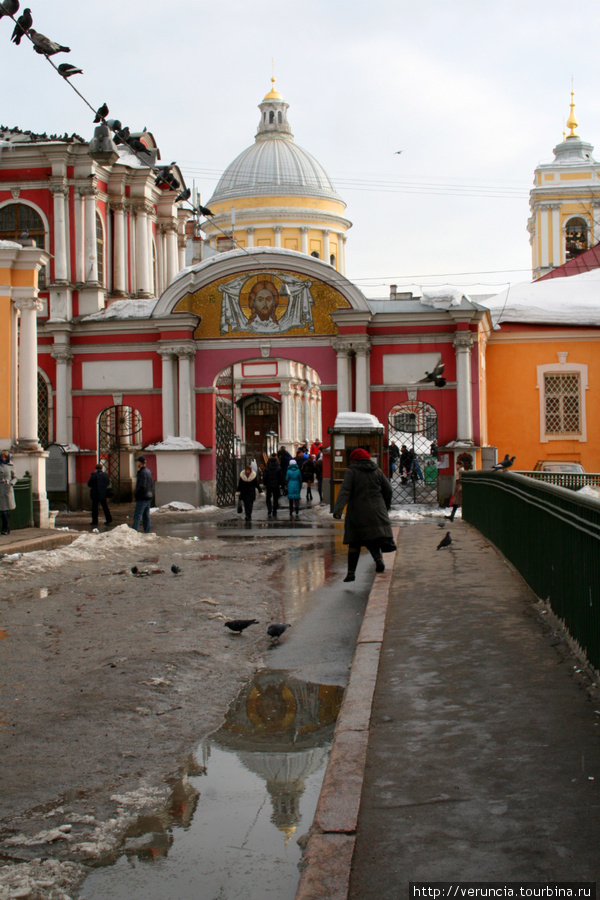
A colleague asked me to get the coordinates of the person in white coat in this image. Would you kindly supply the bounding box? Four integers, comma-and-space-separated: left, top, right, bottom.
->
0, 450, 18, 535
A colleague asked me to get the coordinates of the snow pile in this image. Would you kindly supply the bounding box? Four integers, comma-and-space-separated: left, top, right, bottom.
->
578, 484, 600, 500
420, 286, 466, 309
389, 504, 453, 522
3, 524, 156, 572
334, 412, 383, 429
145, 436, 206, 451
81, 298, 157, 321
482, 270, 600, 327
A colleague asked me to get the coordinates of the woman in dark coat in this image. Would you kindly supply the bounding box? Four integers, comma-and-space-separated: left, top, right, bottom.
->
302, 455, 316, 504
88, 463, 113, 526
333, 448, 393, 582
236, 464, 262, 521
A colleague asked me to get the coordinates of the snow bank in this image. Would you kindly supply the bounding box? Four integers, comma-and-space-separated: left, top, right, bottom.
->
3, 524, 157, 572
145, 436, 206, 451
578, 484, 600, 500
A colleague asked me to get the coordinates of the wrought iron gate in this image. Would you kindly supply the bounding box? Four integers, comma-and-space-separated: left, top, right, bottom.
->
98, 406, 142, 502
388, 401, 439, 505
215, 367, 237, 507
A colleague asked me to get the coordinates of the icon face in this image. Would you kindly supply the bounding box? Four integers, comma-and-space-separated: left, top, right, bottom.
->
219, 272, 315, 335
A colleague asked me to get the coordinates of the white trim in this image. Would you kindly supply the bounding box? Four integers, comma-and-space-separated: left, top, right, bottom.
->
536, 359, 588, 443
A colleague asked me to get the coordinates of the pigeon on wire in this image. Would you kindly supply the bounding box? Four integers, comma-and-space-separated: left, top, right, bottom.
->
175, 187, 191, 203
171, 564, 182, 575
267, 623, 290, 643
492, 454, 515, 472
29, 29, 70, 56
197, 204, 214, 217
154, 165, 179, 190
437, 531, 452, 550
0, 0, 19, 20
224, 618, 259, 634
113, 125, 130, 145
57, 62, 83, 78
419, 360, 446, 388
93, 103, 109, 123
11, 6, 31, 44
105, 118, 122, 132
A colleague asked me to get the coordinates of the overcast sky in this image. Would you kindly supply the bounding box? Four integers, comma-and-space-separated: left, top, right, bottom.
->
2, 0, 599, 298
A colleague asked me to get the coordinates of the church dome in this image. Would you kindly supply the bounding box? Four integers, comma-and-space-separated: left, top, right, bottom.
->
207, 80, 343, 205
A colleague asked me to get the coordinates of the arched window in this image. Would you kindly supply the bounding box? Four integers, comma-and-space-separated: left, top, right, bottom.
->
269, 111, 275, 123
278, 111, 282, 123
311, 251, 320, 259
330, 254, 336, 267
0, 203, 47, 287
565, 217, 588, 259
96, 212, 104, 285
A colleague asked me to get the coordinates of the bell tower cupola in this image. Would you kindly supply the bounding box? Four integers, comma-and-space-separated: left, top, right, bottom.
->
256, 78, 293, 139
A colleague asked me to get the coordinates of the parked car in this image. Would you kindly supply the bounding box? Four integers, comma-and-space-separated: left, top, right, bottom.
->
533, 461, 585, 473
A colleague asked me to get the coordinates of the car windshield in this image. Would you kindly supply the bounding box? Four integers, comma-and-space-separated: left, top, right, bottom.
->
541, 463, 583, 473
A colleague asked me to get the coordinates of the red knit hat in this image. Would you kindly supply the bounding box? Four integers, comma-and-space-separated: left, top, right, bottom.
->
350, 448, 371, 462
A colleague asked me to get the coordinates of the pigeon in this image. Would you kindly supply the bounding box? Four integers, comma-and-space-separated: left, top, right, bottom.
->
131, 566, 138, 575
437, 531, 452, 550
197, 204, 213, 217
175, 187, 191, 203
267, 623, 291, 642
57, 62, 83, 78
394, 150, 403, 154
171, 564, 182, 575
493, 454, 515, 471
113, 125, 130, 145
11, 6, 31, 44
105, 118, 122, 132
154, 165, 179, 190
419, 360, 446, 388
0, 0, 19, 19
28, 29, 70, 55
224, 618, 259, 634
93, 103, 109, 124
126, 136, 148, 154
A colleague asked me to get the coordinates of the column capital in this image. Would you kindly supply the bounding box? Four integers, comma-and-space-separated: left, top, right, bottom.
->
453, 331, 474, 351
134, 200, 155, 217
300, 226, 310, 233
109, 199, 126, 212
14, 296, 44, 313
332, 338, 354, 354
246, 226, 255, 234
273, 225, 283, 234
78, 183, 98, 198
49, 179, 69, 195
51, 346, 73, 364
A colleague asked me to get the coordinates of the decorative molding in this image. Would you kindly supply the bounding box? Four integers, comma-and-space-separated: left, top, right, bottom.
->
14, 297, 44, 313
453, 331, 474, 350
260, 343, 271, 358
51, 347, 73, 363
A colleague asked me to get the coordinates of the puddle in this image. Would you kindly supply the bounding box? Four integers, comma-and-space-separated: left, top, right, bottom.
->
79, 672, 343, 900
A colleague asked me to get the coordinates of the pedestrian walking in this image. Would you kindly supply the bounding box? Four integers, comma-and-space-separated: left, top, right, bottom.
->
302, 454, 316, 505
262, 454, 283, 517
332, 447, 393, 582
310, 439, 322, 457
446, 461, 464, 522
315, 453, 324, 503
399, 445, 413, 484
131, 456, 153, 533
88, 463, 113, 526
389, 441, 400, 476
236, 463, 262, 521
277, 446, 292, 495
0, 449, 17, 535
285, 459, 303, 518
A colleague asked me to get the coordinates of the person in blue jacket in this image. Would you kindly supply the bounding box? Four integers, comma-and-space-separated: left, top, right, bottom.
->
285, 459, 303, 519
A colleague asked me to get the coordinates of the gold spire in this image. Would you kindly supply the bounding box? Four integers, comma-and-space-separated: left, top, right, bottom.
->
264, 76, 283, 100
566, 89, 578, 137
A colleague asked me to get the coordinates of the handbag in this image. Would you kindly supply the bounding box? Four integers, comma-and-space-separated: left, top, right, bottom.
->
237, 503, 243, 514
380, 537, 397, 553
106, 485, 114, 499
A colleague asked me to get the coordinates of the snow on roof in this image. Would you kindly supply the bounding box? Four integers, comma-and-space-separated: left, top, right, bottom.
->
334, 412, 384, 429
0, 239, 21, 250
420, 286, 466, 309
481, 269, 600, 327
81, 298, 157, 321
145, 436, 206, 451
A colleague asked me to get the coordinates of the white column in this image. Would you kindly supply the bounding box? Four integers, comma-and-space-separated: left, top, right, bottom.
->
135, 203, 152, 297
334, 341, 352, 413
112, 202, 126, 295
323, 229, 330, 264
159, 348, 178, 437
166, 225, 179, 286
51, 346, 73, 445
340, 234, 347, 275
147, 212, 155, 295
540, 204, 550, 270
177, 347, 196, 439
453, 332, 474, 442
14, 297, 43, 448
274, 225, 282, 248
355, 342, 371, 413
74, 190, 85, 284
51, 185, 69, 283
83, 188, 99, 283
246, 227, 255, 248
280, 383, 291, 445
300, 226, 309, 255
303, 373, 311, 441
551, 204, 561, 268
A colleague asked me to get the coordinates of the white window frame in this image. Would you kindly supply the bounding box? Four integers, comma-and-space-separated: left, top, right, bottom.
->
537, 359, 588, 443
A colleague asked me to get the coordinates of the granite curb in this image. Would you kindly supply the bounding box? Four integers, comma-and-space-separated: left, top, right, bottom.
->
0, 528, 81, 557
295, 526, 400, 900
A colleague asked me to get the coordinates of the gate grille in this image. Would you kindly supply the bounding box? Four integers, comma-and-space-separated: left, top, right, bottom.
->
389, 401, 439, 505
215, 368, 236, 507
98, 406, 142, 502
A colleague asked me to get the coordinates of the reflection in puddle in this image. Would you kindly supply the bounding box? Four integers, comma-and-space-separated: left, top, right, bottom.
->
79, 672, 343, 900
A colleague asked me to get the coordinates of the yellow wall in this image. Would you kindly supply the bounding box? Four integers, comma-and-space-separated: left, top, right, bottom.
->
209, 194, 347, 216
486, 333, 600, 470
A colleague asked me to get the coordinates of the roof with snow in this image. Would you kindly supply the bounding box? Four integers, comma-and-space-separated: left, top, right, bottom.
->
481, 269, 600, 327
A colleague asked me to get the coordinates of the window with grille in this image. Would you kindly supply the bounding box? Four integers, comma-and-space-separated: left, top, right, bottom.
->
544, 373, 581, 435
0, 203, 47, 287
96, 213, 104, 285
37, 372, 51, 448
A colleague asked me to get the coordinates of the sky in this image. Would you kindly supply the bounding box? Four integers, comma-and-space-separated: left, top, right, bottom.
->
1, 0, 599, 299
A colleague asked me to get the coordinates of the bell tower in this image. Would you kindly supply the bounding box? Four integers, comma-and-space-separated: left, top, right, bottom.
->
529, 92, 600, 278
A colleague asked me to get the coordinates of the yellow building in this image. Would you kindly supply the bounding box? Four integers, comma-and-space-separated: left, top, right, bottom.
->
528, 94, 600, 279
202, 80, 352, 272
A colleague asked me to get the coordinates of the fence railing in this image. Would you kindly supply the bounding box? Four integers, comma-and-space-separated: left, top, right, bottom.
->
461, 470, 600, 672
518, 471, 600, 491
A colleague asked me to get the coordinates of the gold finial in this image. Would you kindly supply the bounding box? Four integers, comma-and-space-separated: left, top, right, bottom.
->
263, 75, 283, 101
566, 88, 578, 137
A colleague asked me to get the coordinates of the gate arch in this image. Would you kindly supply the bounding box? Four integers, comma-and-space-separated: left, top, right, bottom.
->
98, 405, 142, 502
388, 401, 439, 505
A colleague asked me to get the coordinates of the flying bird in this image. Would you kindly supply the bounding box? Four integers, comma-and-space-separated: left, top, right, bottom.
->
11, 7, 31, 44
0, 0, 19, 20
493, 454, 515, 471
419, 360, 446, 388
437, 531, 452, 550
267, 623, 291, 642
170, 564, 182, 575
394, 150, 403, 154
224, 618, 259, 634
93, 103, 109, 124
28, 29, 70, 56
175, 187, 191, 203
57, 62, 83, 78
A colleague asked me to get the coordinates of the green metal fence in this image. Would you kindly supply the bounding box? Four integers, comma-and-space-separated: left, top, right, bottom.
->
519, 471, 600, 491
462, 470, 600, 672
10, 475, 34, 530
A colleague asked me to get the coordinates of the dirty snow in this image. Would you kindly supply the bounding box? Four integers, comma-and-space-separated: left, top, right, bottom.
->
145, 436, 206, 451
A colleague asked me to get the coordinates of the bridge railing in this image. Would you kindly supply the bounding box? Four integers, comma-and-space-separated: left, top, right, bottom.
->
519, 471, 600, 491
461, 470, 600, 671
